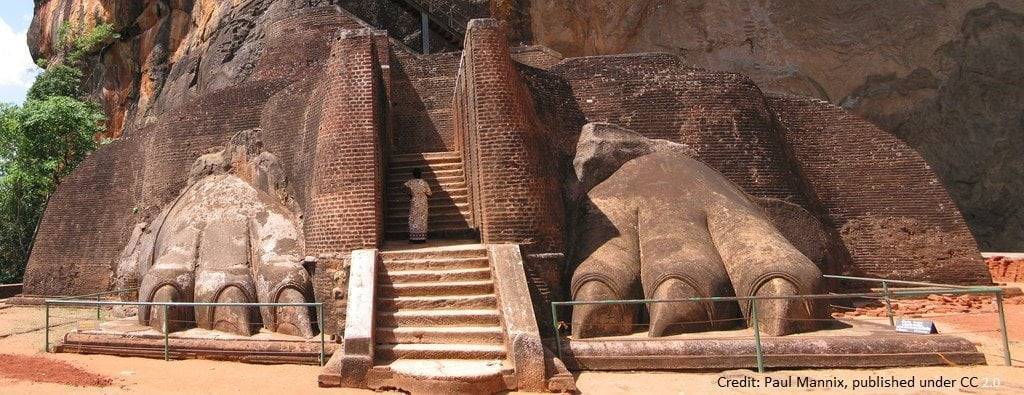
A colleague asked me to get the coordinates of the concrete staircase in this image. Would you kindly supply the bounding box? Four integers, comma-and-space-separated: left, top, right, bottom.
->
385, 151, 475, 240
367, 244, 513, 392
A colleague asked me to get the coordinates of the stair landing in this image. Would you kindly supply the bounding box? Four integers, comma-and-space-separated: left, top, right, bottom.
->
367, 243, 512, 393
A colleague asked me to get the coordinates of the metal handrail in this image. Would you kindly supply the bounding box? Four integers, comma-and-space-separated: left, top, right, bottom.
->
822, 274, 985, 290
44, 297, 327, 366
52, 287, 139, 300
550, 275, 1011, 372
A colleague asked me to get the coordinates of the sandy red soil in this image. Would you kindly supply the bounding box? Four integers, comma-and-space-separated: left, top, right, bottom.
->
0, 353, 112, 387
1, 300, 1021, 394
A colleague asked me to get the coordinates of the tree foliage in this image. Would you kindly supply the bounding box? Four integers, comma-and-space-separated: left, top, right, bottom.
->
0, 62, 104, 283
26, 64, 82, 101
58, 22, 119, 64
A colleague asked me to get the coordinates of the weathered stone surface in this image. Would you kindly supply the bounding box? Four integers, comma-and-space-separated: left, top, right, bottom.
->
487, 244, 545, 391
559, 330, 985, 371
568, 123, 825, 338
124, 129, 315, 338
523, 0, 1024, 250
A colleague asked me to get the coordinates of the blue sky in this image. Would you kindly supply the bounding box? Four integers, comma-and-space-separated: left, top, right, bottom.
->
0, 1, 41, 105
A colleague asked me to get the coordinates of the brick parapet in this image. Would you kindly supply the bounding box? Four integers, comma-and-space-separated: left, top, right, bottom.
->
457, 19, 564, 255
305, 29, 388, 259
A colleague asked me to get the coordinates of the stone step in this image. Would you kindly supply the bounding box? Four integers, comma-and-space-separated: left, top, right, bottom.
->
365, 360, 512, 393
386, 183, 469, 195
387, 171, 465, 184
387, 196, 469, 210
378, 294, 497, 310
389, 161, 463, 173
377, 309, 501, 327
386, 180, 467, 192
377, 280, 494, 297
381, 256, 489, 271
386, 190, 469, 203
375, 343, 506, 361
389, 152, 461, 165
389, 153, 460, 163
384, 215, 471, 228
387, 184, 468, 195
379, 267, 492, 283
383, 212, 472, 226
375, 326, 504, 345
386, 190, 469, 204
388, 166, 463, 177
381, 245, 487, 261
385, 203, 470, 217
383, 227, 477, 240
384, 222, 473, 235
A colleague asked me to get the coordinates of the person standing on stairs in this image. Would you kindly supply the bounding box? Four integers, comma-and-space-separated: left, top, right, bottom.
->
404, 167, 432, 243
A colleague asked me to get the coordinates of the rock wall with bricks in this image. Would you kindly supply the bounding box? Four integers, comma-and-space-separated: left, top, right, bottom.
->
21, 10, 991, 341
22, 137, 144, 296
768, 95, 991, 285
508, 48, 991, 286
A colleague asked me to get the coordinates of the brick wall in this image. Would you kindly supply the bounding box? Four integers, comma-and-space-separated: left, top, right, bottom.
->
543, 54, 811, 206
301, 29, 389, 332
305, 28, 387, 258
457, 19, 564, 255
256, 5, 366, 82
520, 51, 990, 286
22, 9, 367, 298
23, 79, 292, 297
21, 137, 144, 296
510, 45, 562, 70
769, 95, 991, 284
388, 50, 461, 153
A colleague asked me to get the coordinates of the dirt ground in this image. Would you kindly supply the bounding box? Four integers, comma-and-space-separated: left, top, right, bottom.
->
0, 303, 1021, 394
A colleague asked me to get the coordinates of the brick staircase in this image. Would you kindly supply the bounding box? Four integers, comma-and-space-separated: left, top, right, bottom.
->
367, 244, 513, 392
385, 151, 474, 240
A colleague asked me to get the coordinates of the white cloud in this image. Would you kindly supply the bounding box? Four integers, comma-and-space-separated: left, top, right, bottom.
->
0, 16, 40, 102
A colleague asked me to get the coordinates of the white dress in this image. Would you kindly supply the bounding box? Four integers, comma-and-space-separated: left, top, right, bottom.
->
403, 178, 432, 241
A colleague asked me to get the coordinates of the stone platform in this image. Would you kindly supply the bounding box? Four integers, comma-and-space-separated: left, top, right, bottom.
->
56, 317, 336, 365
557, 319, 985, 371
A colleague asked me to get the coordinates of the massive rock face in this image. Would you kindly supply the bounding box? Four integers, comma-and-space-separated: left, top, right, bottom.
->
21, 3, 991, 316
27, 0, 484, 139
523, 0, 1024, 251
29, 1, 1021, 249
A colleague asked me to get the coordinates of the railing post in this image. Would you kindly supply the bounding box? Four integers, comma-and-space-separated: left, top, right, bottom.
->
751, 300, 764, 373
421, 11, 430, 54
318, 303, 325, 367
996, 293, 1012, 366
44, 302, 50, 353
162, 304, 169, 361
552, 303, 562, 360
96, 295, 101, 320
882, 280, 895, 327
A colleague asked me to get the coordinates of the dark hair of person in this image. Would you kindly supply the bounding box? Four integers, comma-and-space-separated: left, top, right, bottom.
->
412, 168, 422, 179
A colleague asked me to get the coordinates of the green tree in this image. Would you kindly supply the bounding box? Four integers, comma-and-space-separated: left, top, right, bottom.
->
0, 66, 104, 283
26, 64, 82, 101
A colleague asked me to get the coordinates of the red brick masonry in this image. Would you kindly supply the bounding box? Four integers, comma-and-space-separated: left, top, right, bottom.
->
987, 256, 1024, 282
